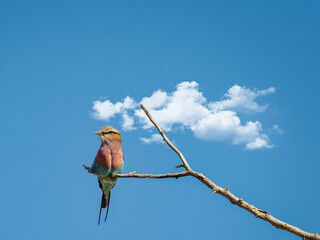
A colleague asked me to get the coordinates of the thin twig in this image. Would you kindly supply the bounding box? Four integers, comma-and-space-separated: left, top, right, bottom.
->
140, 104, 192, 171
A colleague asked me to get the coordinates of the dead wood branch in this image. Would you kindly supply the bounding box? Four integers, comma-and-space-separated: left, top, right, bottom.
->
84, 104, 320, 240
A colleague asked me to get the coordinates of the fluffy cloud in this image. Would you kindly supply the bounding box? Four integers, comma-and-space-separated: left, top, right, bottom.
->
121, 111, 136, 131
92, 96, 137, 131
140, 134, 164, 144
209, 85, 275, 113
246, 137, 273, 150
92, 96, 137, 120
135, 82, 210, 130
92, 82, 277, 150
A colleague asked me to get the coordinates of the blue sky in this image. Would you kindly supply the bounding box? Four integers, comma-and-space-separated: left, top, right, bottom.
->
1, 1, 319, 239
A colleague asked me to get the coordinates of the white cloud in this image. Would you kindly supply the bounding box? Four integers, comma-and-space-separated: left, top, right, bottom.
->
191, 111, 273, 149
121, 111, 136, 131
92, 82, 276, 150
140, 134, 164, 144
140, 90, 169, 109
191, 111, 241, 141
135, 81, 210, 131
209, 85, 275, 113
245, 137, 273, 150
92, 96, 137, 120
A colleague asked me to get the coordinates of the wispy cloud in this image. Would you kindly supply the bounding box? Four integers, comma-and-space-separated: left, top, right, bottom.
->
272, 124, 284, 134
92, 81, 278, 150
140, 134, 164, 144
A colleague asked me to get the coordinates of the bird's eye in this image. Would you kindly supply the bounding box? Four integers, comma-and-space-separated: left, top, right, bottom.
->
108, 131, 119, 135
101, 131, 119, 135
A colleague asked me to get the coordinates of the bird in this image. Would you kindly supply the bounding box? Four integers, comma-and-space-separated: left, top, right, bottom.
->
83, 126, 124, 224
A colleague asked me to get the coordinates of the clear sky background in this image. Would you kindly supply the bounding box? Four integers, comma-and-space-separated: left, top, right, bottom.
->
1, 1, 319, 239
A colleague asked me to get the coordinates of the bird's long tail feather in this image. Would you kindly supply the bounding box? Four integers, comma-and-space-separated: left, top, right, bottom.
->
98, 191, 111, 224
104, 191, 111, 222
98, 192, 104, 225
98, 180, 112, 225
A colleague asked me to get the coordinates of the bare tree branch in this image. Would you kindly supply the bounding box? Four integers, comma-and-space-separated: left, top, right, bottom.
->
83, 165, 190, 179
84, 104, 320, 240
112, 171, 190, 179
136, 104, 319, 240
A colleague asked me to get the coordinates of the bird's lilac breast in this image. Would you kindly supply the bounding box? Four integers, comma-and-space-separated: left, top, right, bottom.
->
95, 142, 123, 170
95, 145, 112, 169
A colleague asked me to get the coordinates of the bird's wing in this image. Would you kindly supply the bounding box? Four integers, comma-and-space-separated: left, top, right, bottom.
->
91, 146, 112, 175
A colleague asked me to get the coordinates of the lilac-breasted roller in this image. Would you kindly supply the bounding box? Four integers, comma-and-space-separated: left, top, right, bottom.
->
86, 126, 124, 224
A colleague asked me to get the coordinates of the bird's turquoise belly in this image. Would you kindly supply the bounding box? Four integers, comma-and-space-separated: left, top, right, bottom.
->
91, 162, 123, 176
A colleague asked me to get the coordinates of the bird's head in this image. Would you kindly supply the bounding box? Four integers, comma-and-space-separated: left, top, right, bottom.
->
94, 126, 121, 143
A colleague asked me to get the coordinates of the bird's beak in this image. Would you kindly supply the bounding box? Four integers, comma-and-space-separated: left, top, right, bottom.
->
94, 131, 101, 135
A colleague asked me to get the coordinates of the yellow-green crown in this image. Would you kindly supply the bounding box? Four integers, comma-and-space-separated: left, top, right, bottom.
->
94, 126, 121, 136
